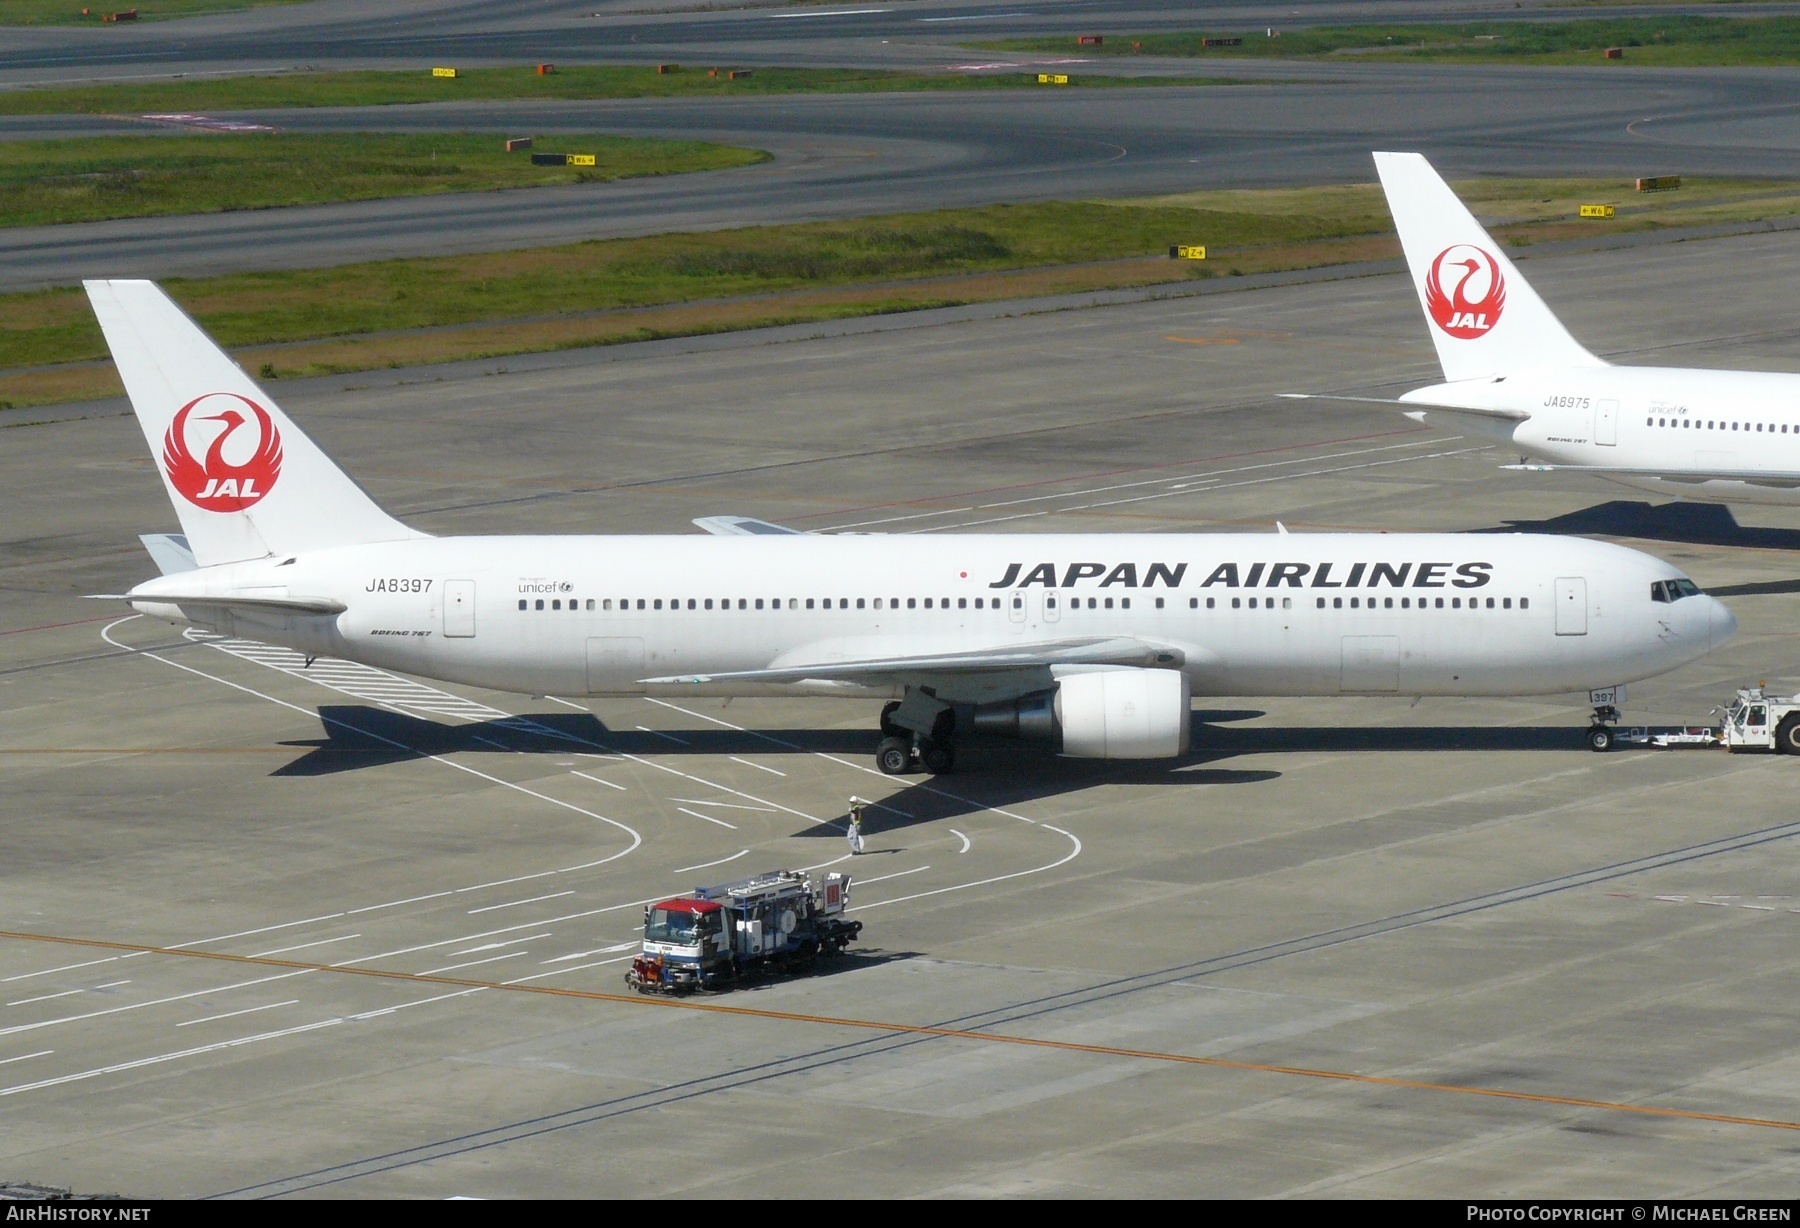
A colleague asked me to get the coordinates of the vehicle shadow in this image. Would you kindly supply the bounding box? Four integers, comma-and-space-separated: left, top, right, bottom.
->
1487, 499, 1800, 551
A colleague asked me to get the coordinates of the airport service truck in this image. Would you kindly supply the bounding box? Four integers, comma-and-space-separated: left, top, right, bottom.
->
625, 869, 862, 994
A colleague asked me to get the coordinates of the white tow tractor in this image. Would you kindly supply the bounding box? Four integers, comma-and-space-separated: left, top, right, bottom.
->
1602, 686, 1800, 753
1716, 687, 1800, 753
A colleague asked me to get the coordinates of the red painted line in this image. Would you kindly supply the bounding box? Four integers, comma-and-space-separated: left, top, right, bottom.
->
0, 614, 120, 637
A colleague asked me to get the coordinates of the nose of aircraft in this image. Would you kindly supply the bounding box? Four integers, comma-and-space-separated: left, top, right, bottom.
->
1709, 598, 1739, 650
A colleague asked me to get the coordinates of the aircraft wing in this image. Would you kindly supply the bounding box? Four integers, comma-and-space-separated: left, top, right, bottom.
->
1502, 463, 1800, 487
642, 635, 1184, 685
692, 515, 806, 536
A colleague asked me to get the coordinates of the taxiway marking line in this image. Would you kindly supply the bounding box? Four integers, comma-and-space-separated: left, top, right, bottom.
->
676, 806, 738, 830
1, 927, 1794, 1137
674, 849, 750, 874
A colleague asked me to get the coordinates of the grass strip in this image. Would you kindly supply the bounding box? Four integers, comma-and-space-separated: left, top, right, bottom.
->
3, 0, 304, 24
6, 178, 1798, 409
0, 131, 767, 228
979, 15, 1800, 66
0, 64, 1232, 115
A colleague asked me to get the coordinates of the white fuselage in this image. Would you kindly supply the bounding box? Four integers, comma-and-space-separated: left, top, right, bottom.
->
1407, 365, 1800, 505
130, 531, 1732, 703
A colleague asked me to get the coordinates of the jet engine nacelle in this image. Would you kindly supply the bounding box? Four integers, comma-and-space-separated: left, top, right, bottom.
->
971, 668, 1191, 759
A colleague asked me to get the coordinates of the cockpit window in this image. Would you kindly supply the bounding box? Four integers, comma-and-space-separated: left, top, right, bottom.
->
1651, 578, 1704, 603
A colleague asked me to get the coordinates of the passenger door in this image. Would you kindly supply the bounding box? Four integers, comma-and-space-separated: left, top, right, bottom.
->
1594, 398, 1618, 446
1554, 577, 1588, 636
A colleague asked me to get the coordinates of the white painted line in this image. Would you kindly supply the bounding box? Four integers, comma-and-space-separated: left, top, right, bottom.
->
570, 770, 626, 791
177, 1000, 299, 1028
677, 807, 738, 831
2, 988, 482, 1099
758, 7, 888, 17
669, 797, 776, 812
854, 825, 1084, 911
7, 989, 82, 1008
346, 890, 456, 915
105, 623, 646, 903
168, 911, 348, 951
250, 934, 360, 958
730, 757, 786, 776
505, 955, 635, 983
854, 865, 930, 885
1, 954, 129, 984
541, 942, 637, 964
452, 934, 551, 956
1743, 905, 1776, 911
0, 1051, 51, 1066
636, 725, 689, 745
417, 951, 529, 977
348, 987, 487, 1022
0, 969, 312, 1039
949, 828, 971, 854
454, 868, 560, 893
93, 980, 130, 989
801, 853, 855, 873
466, 891, 574, 915
920, 12, 1028, 22
675, 849, 750, 874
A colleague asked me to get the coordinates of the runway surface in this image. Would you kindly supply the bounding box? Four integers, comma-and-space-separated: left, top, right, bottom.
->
5, 230, 1800, 1197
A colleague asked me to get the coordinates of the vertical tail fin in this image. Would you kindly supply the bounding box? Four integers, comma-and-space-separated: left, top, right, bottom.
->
86, 280, 423, 567
1374, 152, 1605, 382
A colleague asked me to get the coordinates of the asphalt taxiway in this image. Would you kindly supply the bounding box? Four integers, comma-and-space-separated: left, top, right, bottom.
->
4, 228, 1800, 1196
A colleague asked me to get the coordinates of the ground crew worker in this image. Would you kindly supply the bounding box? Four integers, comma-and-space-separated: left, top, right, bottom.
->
846, 796, 867, 855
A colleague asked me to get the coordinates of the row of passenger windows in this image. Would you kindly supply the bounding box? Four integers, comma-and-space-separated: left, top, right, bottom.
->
517, 594, 1526, 612
1651, 417, 1791, 433
519, 596, 1024, 612
1190, 595, 1528, 610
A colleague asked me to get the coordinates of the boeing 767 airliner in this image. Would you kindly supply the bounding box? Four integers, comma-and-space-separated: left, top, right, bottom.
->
89, 279, 1735, 769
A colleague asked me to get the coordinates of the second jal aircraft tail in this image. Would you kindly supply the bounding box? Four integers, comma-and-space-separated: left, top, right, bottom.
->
1374, 152, 1606, 383
87, 280, 425, 568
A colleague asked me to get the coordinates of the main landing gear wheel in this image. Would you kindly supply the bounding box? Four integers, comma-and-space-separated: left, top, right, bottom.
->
876, 736, 914, 775
1586, 725, 1614, 752
918, 739, 955, 775
880, 701, 906, 739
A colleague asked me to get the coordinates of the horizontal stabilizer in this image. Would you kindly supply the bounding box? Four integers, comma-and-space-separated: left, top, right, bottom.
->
692, 515, 806, 536
644, 636, 1184, 686
1277, 393, 1413, 406
124, 592, 349, 615
139, 532, 197, 575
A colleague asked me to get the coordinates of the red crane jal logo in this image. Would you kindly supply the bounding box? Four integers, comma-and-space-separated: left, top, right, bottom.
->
1424, 244, 1507, 339
161, 393, 283, 511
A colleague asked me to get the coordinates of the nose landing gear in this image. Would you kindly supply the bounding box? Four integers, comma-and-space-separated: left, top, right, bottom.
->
1587, 700, 1622, 752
